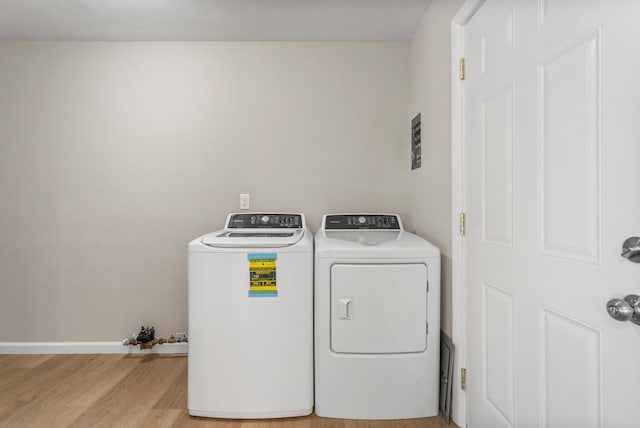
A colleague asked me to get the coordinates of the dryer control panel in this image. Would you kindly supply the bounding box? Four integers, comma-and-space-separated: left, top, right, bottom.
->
325, 214, 401, 230
227, 213, 303, 229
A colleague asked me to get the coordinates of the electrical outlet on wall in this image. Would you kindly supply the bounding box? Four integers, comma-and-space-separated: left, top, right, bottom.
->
240, 193, 250, 210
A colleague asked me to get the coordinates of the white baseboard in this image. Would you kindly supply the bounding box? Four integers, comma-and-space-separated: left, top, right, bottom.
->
0, 341, 188, 355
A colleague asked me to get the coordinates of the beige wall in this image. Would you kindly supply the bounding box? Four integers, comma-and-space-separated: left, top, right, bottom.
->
408, 0, 463, 336
0, 42, 410, 341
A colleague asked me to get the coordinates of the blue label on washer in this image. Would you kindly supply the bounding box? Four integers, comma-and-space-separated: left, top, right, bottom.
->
248, 253, 277, 297
248, 253, 277, 260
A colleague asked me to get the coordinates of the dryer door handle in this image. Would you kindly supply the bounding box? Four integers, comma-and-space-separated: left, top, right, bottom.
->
338, 298, 352, 319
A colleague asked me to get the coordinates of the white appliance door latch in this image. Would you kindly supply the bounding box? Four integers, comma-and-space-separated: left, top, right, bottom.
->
337, 298, 352, 319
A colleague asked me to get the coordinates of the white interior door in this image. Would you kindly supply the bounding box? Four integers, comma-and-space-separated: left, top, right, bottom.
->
463, 0, 640, 427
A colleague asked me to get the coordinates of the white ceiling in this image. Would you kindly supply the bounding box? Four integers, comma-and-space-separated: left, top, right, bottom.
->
0, 0, 432, 41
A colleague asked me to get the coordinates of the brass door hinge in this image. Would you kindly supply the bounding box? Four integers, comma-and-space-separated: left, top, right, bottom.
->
461, 368, 467, 390
459, 57, 465, 80
459, 213, 466, 236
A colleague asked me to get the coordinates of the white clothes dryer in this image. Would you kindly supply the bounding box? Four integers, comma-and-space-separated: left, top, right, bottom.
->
188, 213, 313, 419
314, 214, 441, 420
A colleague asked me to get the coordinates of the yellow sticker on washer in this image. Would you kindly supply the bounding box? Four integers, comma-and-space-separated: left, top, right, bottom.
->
248, 253, 277, 297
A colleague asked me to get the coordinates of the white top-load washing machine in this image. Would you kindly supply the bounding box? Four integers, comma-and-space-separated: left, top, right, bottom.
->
188, 213, 313, 419
314, 214, 441, 420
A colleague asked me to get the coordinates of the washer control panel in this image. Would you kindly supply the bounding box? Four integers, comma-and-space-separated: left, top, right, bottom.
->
325, 214, 401, 230
227, 213, 303, 229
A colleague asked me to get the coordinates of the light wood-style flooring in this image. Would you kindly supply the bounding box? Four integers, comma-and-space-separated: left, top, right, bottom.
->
0, 354, 457, 428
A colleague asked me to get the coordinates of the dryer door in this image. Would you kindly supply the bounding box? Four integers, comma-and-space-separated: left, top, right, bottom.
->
330, 263, 428, 354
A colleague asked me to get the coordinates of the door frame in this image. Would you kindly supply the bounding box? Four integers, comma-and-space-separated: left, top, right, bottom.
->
450, 1, 485, 427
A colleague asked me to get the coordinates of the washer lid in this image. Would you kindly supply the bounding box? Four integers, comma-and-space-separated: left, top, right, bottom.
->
202, 229, 305, 248
201, 212, 307, 248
